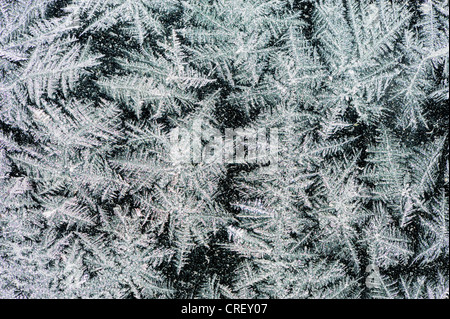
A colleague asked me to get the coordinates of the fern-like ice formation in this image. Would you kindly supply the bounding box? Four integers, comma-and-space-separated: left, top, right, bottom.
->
0, 0, 448, 299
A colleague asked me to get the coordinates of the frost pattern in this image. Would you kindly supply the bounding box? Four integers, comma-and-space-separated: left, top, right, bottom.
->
0, 0, 448, 299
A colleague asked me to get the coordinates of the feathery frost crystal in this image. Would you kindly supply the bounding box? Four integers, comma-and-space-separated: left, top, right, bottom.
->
0, 0, 448, 299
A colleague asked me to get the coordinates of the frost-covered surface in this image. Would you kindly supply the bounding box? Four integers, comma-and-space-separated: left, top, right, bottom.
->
0, 0, 448, 299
